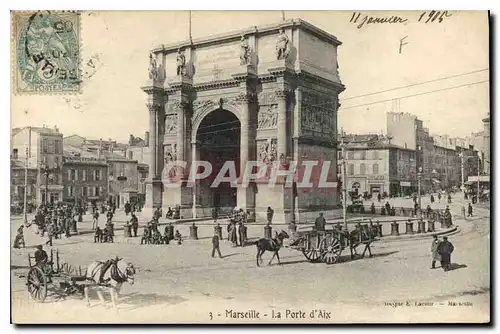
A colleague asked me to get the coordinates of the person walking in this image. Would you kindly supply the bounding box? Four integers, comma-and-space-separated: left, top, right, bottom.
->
430, 194, 435, 204
46, 223, 54, 246
430, 235, 441, 269
468, 203, 473, 217
13, 225, 25, 249
131, 213, 139, 237
267, 206, 274, 224
437, 236, 454, 271
92, 210, 99, 230
438, 192, 442, 203
211, 232, 222, 258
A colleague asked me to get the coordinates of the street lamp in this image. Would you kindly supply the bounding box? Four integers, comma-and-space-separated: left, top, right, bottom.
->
23, 147, 29, 225
417, 166, 422, 215
339, 129, 348, 230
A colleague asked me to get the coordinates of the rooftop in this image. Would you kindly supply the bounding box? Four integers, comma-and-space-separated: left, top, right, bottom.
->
12, 126, 62, 136
152, 18, 341, 54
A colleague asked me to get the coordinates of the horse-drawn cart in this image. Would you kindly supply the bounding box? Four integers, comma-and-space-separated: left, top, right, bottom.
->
26, 248, 87, 302
289, 223, 378, 264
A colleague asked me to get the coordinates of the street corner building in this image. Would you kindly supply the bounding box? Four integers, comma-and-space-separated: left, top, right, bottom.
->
141, 19, 345, 222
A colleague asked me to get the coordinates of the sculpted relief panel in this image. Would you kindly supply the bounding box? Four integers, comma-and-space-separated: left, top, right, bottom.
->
257, 105, 278, 129
301, 91, 337, 139
164, 114, 178, 134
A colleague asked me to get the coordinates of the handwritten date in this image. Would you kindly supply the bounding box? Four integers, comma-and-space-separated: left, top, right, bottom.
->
350, 11, 453, 29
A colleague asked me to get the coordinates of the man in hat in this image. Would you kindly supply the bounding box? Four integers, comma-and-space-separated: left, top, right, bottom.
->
211, 232, 222, 258
315, 213, 326, 232
430, 235, 441, 269
437, 236, 454, 271
34, 245, 49, 267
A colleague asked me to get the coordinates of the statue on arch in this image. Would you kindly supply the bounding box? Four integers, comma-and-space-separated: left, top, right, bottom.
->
148, 53, 158, 80
176, 48, 187, 76
239, 35, 251, 65
275, 29, 290, 61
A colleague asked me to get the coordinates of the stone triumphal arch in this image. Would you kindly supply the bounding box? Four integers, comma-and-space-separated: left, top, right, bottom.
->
141, 19, 345, 222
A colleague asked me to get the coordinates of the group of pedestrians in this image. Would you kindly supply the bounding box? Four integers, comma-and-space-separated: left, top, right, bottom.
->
430, 235, 455, 271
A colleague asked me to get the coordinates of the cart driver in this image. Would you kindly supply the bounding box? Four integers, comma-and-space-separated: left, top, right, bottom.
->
34, 245, 49, 266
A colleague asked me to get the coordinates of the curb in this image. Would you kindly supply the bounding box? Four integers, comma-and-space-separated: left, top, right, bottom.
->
381, 225, 460, 242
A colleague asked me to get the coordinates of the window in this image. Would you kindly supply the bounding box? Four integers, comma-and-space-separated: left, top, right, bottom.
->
27, 185, 32, 196
12, 148, 18, 159
83, 187, 88, 197
347, 151, 354, 160
360, 151, 366, 160
95, 187, 100, 196
67, 186, 73, 197
373, 163, 379, 174
94, 170, 101, 181
67, 169, 71, 181
348, 163, 354, 175
372, 150, 379, 160
69, 169, 77, 181
82, 170, 87, 181
360, 163, 366, 175
99, 186, 103, 197
43, 139, 48, 153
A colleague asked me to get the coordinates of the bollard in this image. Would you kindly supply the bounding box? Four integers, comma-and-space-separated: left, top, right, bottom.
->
189, 223, 198, 240
124, 224, 132, 237
417, 219, 426, 233
427, 220, 435, 232
391, 221, 399, 236
264, 223, 272, 239
405, 221, 414, 235
214, 224, 222, 239
70, 220, 77, 233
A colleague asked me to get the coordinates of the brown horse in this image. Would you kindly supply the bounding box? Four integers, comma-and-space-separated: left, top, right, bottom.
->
252, 230, 289, 267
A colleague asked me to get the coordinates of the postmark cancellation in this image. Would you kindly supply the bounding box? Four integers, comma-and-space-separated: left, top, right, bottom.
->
12, 11, 81, 94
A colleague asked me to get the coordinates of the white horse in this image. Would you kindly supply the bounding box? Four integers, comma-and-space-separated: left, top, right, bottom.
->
84, 257, 136, 309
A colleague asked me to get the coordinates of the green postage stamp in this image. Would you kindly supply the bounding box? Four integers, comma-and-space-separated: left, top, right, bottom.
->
12, 11, 81, 94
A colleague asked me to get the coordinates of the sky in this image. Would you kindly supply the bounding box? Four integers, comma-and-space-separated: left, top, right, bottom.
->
11, 10, 489, 143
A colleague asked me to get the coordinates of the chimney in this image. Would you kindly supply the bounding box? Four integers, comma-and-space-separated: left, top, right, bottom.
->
54, 125, 59, 133
98, 138, 102, 159
145, 131, 150, 146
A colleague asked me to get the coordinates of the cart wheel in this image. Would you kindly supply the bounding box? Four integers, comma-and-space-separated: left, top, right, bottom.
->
27, 267, 48, 302
320, 234, 342, 264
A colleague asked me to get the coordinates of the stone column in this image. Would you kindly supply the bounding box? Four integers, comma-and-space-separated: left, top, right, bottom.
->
275, 89, 288, 158
148, 103, 159, 178
191, 142, 197, 218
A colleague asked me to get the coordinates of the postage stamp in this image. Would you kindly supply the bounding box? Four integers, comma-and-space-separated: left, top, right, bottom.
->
12, 11, 81, 94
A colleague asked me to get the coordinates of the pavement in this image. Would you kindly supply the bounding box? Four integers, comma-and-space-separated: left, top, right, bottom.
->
10, 193, 490, 323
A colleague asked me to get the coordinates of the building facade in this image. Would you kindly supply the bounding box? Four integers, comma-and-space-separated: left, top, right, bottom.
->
11, 126, 64, 205
341, 135, 417, 198
10, 159, 38, 209
62, 155, 108, 204
142, 19, 345, 222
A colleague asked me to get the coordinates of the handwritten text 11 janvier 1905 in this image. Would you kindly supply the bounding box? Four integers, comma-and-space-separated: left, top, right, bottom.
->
350, 11, 453, 30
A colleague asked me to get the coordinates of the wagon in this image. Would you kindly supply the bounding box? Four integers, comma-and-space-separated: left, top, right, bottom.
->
289, 223, 378, 264
26, 248, 89, 302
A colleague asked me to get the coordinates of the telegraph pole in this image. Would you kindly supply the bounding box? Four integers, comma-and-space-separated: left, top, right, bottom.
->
23, 147, 28, 225
340, 128, 348, 230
